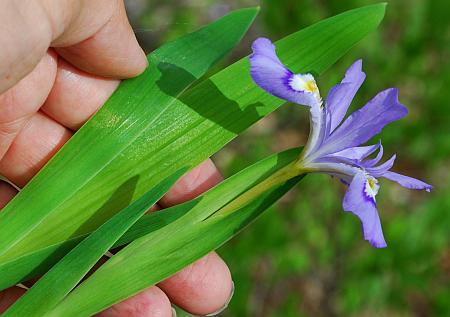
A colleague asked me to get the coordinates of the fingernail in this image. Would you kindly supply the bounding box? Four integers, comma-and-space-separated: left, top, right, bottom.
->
171, 307, 177, 317
205, 281, 234, 316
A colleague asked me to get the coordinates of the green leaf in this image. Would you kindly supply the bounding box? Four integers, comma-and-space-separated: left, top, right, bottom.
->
2, 169, 185, 317
50, 149, 303, 317
0, 8, 258, 260
0, 3, 386, 290
0, 198, 199, 291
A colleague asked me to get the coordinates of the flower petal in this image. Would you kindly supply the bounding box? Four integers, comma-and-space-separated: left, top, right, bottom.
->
302, 99, 325, 157
361, 143, 384, 168
326, 59, 366, 132
327, 143, 380, 162
366, 154, 396, 177
343, 172, 387, 248
316, 144, 380, 169
318, 88, 408, 156
250, 37, 285, 66
382, 171, 432, 192
249, 38, 318, 107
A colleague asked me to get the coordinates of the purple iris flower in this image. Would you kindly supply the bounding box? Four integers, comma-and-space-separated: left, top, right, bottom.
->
250, 37, 432, 248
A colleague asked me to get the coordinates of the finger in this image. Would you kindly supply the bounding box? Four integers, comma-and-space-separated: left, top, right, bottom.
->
0, 112, 72, 187
0, 51, 58, 159
0, 0, 146, 93
55, 0, 148, 78
0, 184, 172, 317
0, 0, 54, 92
0, 287, 25, 313
0, 184, 28, 312
0, 260, 174, 317
146, 204, 161, 215
0, 160, 171, 317
0, 181, 17, 209
159, 252, 233, 316
157, 159, 233, 314
159, 159, 223, 207
0, 183, 24, 311
95, 286, 173, 317
41, 58, 119, 130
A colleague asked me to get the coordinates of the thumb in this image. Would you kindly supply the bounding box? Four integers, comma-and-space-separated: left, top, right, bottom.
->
0, 0, 147, 93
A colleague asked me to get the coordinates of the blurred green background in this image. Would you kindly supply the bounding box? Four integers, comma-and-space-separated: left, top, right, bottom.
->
125, 0, 449, 316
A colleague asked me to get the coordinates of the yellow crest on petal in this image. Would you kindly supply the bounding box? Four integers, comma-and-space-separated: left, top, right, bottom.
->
305, 80, 318, 93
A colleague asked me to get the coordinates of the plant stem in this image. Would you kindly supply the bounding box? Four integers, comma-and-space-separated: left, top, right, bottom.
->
216, 161, 306, 216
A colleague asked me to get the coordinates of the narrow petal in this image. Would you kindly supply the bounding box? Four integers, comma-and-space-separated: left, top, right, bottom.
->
382, 171, 432, 192
326, 143, 380, 162
326, 59, 366, 132
366, 154, 396, 177
249, 38, 318, 107
343, 172, 387, 248
317, 88, 408, 156
302, 100, 325, 157
313, 144, 381, 170
361, 143, 384, 168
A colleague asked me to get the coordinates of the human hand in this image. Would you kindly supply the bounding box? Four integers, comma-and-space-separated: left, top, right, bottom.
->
0, 1, 233, 316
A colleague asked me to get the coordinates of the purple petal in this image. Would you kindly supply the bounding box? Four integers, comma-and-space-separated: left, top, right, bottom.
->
250, 37, 285, 66
343, 172, 387, 248
249, 38, 318, 106
326, 59, 366, 132
366, 154, 396, 177
316, 144, 380, 169
382, 171, 432, 192
327, 143, 380, 161
361, 143, 384, 168
318, 88, 408, 156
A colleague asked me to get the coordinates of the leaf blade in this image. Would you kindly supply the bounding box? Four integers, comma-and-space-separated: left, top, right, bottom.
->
0, 4, 386, 290
2, 169, 186, 317
0, 7, 259, 258
0, 200, 199, 290
50, 149, 303, 316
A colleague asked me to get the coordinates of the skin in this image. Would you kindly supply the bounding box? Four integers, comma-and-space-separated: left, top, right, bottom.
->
0, 0, 233, 316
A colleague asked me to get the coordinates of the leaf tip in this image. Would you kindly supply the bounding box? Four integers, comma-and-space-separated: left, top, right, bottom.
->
361, 2, 387, 28
237, 6, 260, 20
378, 2, 388, 13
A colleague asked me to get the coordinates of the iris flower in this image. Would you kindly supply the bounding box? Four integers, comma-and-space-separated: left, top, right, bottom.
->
249, 38, 432, 248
